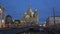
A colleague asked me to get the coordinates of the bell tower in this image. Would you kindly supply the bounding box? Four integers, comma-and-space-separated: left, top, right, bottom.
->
33, 8, 38, 24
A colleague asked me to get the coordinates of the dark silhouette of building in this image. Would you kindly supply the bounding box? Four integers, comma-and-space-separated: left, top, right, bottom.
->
5, 15, 13, 24
5, 15, 13, 28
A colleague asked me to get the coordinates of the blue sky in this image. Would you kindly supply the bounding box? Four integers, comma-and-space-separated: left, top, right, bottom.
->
0, 0, 60, 24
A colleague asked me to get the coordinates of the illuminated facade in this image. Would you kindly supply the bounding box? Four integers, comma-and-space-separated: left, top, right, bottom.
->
46, 16, 60, 29
0, 6, 5, 28
20, 7, 39, 25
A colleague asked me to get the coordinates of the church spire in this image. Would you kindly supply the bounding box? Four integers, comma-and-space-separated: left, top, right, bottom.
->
28, 4, 32, 12
27, 4, 32, 17
33, 8, 38, 17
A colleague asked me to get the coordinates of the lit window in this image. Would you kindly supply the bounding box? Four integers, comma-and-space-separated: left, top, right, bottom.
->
0, 9, 1, 11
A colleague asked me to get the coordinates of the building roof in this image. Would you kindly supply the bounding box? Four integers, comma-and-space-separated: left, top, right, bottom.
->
0, 5, 5, 11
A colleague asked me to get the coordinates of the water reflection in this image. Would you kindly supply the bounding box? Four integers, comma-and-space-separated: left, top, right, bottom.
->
17, 29, 41, 34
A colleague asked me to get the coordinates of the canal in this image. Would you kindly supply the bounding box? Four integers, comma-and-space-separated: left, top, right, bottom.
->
0, 28, 46, 34
0, 28, 59, 34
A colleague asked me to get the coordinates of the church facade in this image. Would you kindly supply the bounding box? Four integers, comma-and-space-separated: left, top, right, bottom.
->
20, 7, 39, 26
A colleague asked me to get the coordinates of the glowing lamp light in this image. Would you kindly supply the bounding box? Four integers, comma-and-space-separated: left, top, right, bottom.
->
43, 24, 46, 27
0, 8, 2, 13
2, 20, 5, 23
0, 9, 1, 11
13, 20, 14, 22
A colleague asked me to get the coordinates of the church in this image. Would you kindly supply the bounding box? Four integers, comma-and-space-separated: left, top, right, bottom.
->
20, 7, 39, 26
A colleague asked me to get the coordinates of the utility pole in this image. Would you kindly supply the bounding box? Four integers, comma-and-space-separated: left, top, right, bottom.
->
53, 8, 56, 27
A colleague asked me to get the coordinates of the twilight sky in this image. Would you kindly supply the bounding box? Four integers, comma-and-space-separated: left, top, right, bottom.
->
0, 0, 60, 24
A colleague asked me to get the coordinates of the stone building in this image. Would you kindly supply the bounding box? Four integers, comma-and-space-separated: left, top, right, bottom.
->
5, 15, 13, 28
0, 5, 6, 28
5, 15, 13, 24
20, 7, 39, 26
46, 16, 60, 29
